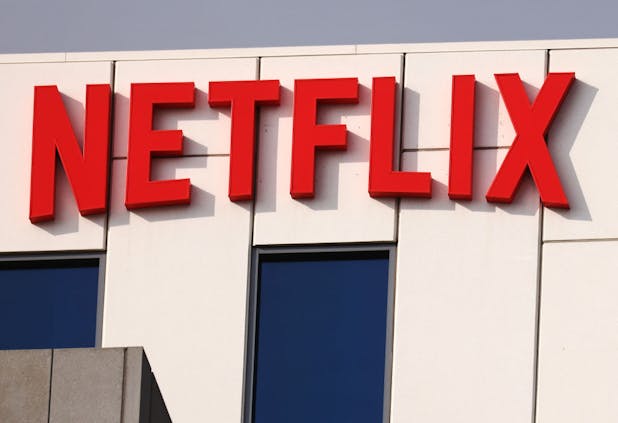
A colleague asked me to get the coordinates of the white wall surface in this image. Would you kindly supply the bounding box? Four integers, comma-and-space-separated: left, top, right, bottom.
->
392, 149, 540, 423
104, 157, 253, 423
536, 47, 618, 423
536, 241, 618, 423
1, 40, 617, 423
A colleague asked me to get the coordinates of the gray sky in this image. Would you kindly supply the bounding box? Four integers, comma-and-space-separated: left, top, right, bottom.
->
2, 0, 617, 53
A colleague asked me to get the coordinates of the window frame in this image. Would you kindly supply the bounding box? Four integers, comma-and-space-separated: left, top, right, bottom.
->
243, 244, 396, 423
0, 252, 106, 348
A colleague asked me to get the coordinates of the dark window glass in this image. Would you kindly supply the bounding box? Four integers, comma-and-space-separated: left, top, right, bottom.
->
252, 251, 390, 423
0, 259, 99, 350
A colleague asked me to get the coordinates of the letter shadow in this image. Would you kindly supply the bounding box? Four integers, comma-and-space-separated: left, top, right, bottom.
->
400, 148, 539, 217
59, 94, 86, 150
403, 81, 502, 151
108, 155, 218, 227
403, 87, 421, 150
37, 166, 106, 236
545, 79, 597, 221
113, 89, 223, 159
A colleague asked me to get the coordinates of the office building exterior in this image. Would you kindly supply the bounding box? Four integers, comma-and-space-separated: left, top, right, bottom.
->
0, 39, 616, 422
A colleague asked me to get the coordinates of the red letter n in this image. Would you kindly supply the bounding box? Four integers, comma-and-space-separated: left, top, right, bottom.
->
30, 84, 111, 223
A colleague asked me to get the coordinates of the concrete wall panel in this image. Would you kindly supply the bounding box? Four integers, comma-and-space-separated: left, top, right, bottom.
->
536, 241, 618, 423
0, 349, 51, 423
104, 157, 252, 423
49, 348, 124, 423
391, 149, 540, 423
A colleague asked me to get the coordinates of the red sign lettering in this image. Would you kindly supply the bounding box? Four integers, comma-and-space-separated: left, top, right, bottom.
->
28, 71, 575, 222
448, 75, 476, 200
486, 72, 574, 208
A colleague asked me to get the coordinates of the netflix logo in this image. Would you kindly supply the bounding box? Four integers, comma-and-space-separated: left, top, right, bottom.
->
29, 72, 574, 223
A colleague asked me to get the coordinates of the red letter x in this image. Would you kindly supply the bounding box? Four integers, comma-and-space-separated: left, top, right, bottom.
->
486, 72, 574, 208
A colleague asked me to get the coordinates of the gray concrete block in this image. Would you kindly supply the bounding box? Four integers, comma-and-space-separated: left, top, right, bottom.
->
122, 347, 148, 423
49, 348, 125, 423
0, 349, 51, 423
122, 347, 171, 423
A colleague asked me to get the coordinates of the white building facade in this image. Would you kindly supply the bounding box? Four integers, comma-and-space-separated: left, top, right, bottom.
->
0, 39, 616, 423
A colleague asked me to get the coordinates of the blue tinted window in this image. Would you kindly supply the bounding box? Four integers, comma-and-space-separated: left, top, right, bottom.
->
0, 259, 99, 350
252, 252, 390, 423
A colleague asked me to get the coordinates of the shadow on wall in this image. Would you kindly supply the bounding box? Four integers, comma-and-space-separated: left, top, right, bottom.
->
547, 79, 598, 222
107, 155, 220, 227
